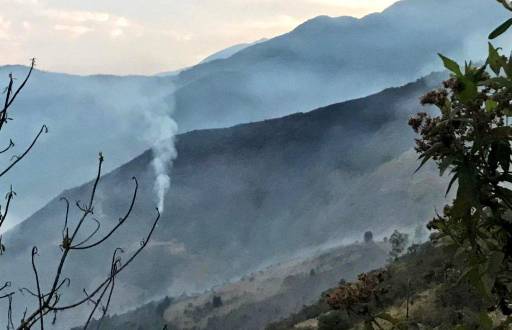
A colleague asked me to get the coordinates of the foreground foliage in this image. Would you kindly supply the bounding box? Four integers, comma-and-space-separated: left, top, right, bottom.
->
272, 2, 512, 329
409, 0, 512, 321
268, 242, 488, 329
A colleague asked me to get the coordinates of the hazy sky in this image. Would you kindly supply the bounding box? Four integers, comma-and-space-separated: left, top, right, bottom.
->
0, 0, 398, 75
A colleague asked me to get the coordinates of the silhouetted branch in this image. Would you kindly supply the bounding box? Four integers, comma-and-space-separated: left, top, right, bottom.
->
0, 186, 16, 229
498, 0, 512, 11
71, 218, 101, 249
0, 58, 35, 130
30, 247, 43, 330
0, 281, 11, 292
72, 177, 138, 250
0, 60, 162, 329
0, 61, 44, 236
13, 154, 161, 329
0, 139, 14, 154
48, 209, 160, 313
0, 125, 48, 178
60, 197, 70, 241
83, 250, 120, 329
6, 294, 14, 330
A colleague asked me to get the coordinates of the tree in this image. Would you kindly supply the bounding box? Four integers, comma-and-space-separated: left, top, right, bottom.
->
363, 231, 373, 244
212, 295, 223, 308
0, 62, 161, 329
409, 0, 512, 318
388, 230, 408, 261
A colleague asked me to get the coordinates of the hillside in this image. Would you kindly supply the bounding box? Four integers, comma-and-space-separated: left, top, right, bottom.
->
84, 240, 390, 330
0, 66, 177, 226
0, 73, 450, 328
89, 239, 487, 330
267, 241, 488, 330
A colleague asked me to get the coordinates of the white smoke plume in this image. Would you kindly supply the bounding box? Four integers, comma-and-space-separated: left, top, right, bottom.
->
148, 113, 178, 212
140, 88, 179, 213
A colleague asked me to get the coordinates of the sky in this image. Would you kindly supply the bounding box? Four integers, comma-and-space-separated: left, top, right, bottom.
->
0, 0, 398, 75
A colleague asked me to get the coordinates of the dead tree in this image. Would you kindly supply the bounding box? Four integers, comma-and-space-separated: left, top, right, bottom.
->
0, 61, 162, 329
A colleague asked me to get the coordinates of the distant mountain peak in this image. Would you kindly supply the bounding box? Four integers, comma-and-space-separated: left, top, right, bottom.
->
292, 15, 358, 33
200, 38, 268, 64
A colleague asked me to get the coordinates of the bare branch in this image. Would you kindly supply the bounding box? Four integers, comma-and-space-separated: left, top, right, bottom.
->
60, 197, 70, 240
71, 218, 100, 248
15, 151, 162, 329
0, 186, 16, 229
0, 59, 164, 328
72, 177, 138, 250
48, 208, 161, 313
30, 247, 44, 330
497, 0, 512, 11
0, 58, 36, 131
0, 124, 47, 178
0, 139, 14, 154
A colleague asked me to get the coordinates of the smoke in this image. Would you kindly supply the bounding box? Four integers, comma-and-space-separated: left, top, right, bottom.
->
146, 110, 178, 212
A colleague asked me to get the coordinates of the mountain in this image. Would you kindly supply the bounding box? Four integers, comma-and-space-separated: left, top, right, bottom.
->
0, 73, 449, 328
156, 39, 268, 76
169, 0, 510, 132
199, 38, 268, 64
0, 0, 507, 226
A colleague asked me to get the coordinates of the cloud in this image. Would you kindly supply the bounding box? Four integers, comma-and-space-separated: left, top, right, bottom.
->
0, 16, 11, 40
238, 15, 302, 30
43, 9, 110, 23
115, 17, 129, 27
110, 28, 123, 38
54, 24, 93, 37
0, 0, 399, 75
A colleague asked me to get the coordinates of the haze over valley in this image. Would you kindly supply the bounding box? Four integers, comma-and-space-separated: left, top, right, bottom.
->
0, 0, 509, 329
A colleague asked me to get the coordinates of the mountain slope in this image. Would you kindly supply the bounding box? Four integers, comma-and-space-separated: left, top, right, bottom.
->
1, 73, 449, 328
1, 0, 506, 226
0, 65, 177, 227
85, 241, 390, 330
170, 0, 510, 132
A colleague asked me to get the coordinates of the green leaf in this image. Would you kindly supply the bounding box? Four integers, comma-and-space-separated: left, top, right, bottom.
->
439, 54, 462, 76
446, 172, 459, 197
415, 142, 443, 173
451, 165, 478, 218
484, 77, 512, 89
439, 156, 455, 176
488, 43, 505, 75
485, 99, 498, 112
458, 76, 478, 103
489, 18, 512, 39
